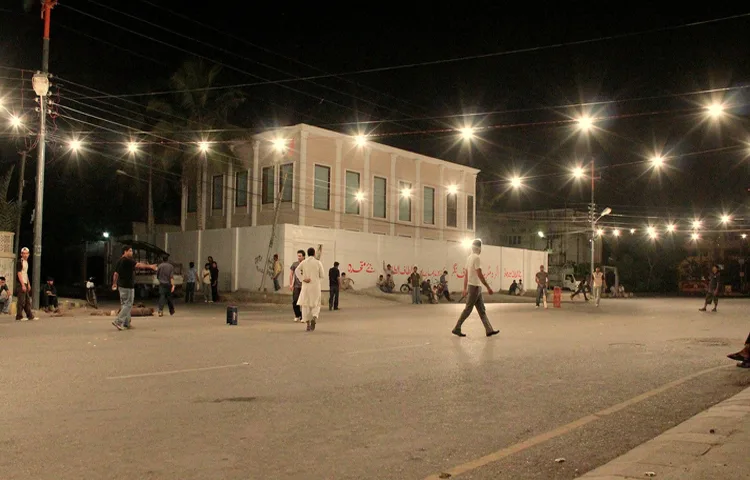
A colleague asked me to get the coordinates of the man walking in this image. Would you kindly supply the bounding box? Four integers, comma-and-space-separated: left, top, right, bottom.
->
699, 264, 721, 312
112, 245, 157, 330
592, 266, 606, 307
289, 249, 305, 322
295, 247, 325, 331
409, 266, 422, 304
185, 261, 197, 303
452, 239, 499, 338
535, 265, 549, 309
570, 276, 589, 302
15, 246, 34, 321
328, 261, 340, 311
156, 255, 176, 317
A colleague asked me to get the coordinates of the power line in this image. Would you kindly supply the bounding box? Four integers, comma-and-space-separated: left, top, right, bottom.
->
63, 12, 750, 99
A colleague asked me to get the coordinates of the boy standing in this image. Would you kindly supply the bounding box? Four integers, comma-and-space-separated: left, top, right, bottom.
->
16, 247, 34, 321
185, 261, 197, 303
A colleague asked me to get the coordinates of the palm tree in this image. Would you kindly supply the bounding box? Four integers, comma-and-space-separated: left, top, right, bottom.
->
147, 60, 244, 230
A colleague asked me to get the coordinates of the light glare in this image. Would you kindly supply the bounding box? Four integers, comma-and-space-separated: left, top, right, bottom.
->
355, 191, 365, 202
650, 156, 664, 167
692, 220, 702, 229
666, 224, 676, 233
691, 233, 700, 241
613, 229, 621, 237
597, 228, 604, 236
127, 142, 138, 154
510, 176, 522, 189
630, 228, 636, 234
459, 127, 474, 140
721, 214, 731, 224
9, 115, 22, 128
447, 184, 458, 195
572, 166, 584, 178
537, 231, 544, 238
707, 103, 724, 118
401, 188, 412, 198
198, 141, 209, 153
272, 138, 286, 152
69, 139, 82, 152
577, 116, 593, 131
354, 135, 367, 146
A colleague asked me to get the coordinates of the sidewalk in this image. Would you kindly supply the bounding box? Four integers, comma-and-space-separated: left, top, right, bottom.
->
580, 386, 750, 479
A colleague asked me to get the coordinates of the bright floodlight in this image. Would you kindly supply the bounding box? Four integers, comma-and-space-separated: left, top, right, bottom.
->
400, 187, 412, 198
666, 224, 676, 233
650, 156, 664, 168
707, 103, 724, 118
272, 138, 286, 152
720, 214, 731, 224
743, 234, 748, 240
447, 184, 458, 195
691, 233, 700, 241
354, 135, 367, 147
198, 141, 209, 153
355, 191, 365, 202
461, 238, 473, 248
459, 127, 474, 140
647, 226, 657, 238
692, 220, 702, 229
613, 229, 621, 237
102, 232, 110, 239
597, 228, 604, 236
576, 115, 593, 131
537, 231, 545, 238
127, 142, 138, 154
630, 228, 636, 234
9, 115, 22, 128
510, 176, 522, 189
69, 139, 82, 151
572, 166, 585, 178
600, 207, 612, 216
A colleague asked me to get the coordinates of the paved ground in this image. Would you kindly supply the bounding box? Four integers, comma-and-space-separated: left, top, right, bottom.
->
1, 296, 748, 480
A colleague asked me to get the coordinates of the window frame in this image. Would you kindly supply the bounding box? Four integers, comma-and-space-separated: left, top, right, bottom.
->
313, 164, 331, 211
212, 174, 224, 211
345, 169, 361, 215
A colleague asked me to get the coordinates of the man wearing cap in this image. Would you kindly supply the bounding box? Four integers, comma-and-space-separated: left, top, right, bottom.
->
452, 239, 499, 337
15, 247, 34, 321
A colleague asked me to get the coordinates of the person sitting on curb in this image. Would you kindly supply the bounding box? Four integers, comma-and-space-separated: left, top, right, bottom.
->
727, 333, 750, 369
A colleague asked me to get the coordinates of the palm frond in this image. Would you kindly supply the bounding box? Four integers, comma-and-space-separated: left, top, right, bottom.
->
0, 166, 23, 232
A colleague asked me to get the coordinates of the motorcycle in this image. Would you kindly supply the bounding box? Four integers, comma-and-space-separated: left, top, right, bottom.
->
85, 277, 98, 309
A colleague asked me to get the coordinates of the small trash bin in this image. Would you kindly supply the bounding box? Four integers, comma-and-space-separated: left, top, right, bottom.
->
226, 306, 238, 325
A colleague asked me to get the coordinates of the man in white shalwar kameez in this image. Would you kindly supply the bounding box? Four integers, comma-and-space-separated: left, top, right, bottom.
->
295, 247, 325, 331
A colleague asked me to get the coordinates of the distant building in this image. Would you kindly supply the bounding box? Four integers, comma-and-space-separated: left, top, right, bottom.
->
477, 208, 601, 267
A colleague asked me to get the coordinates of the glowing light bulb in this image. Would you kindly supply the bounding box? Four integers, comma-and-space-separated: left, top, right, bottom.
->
127, 142, 138, 154
447, 184, 458, 195
510, 176, 522, 189
572, 166, 584, 178
354, 135, 367, 146
355, 191, 365, 202
459, 127, 474, 140
613, 229, 621, 237
69, 139, 82, 151
577, 116, 593, 131
198, 141, 209, 153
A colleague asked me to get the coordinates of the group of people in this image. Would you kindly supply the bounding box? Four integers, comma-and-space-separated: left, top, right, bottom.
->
183, 258, 220, 304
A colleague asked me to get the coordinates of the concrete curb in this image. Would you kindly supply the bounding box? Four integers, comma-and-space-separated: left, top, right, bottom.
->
579, 385, 750, 479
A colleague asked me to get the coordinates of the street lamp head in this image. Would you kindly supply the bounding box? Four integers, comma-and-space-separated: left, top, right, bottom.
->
572, 166, 585, 178
576, 115, 593, 132
707, 103, 724, 119
630, 228, 636, 234
354, 134, 367, 147
691, 232, 700, 241
355, 191, 365, 202
692, 219, 702, 229
650, 156, 664, 168
600, 207, 612, 216
666, 224, 676, 233
510, 176, 522, 189
9, 115, 22, 128
596, 228, 604, 236
447, 184, 458, 195
720, 214, 731, 224
743, 234, 748, 240
102, 232, 110, 239
537, 231, 545, 238
127, 141, 138, 154
459, 127, 474, 140
400, 187, 412, 198
613, 229, 621, 237
197, 141, 209, 153
68, 139, 82, 152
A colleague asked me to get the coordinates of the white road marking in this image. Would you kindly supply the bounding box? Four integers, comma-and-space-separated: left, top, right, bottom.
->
106, 362, 250, 380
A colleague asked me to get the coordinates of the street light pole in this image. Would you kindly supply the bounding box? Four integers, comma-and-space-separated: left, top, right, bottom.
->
31, 0, 56, 310
590, 159, 596, 281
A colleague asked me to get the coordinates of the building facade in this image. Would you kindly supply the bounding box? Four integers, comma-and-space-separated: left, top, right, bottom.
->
477, 208, 601, 267
180, 124, 479, 242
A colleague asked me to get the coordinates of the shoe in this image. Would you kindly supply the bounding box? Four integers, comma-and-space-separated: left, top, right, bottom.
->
728, 352, 748, 362
486, 330, 500, 337
170, 311, 175, 316
451, 329, 466, 337
294, 317, 299, 322
535, 305, 539, 308
334, 308, 339, 311
699, 308, 707, 312
112, 320, 123, 331
311, 316, 317, 331
306, 321, 311, 331
711, 308, 717, 313
158, 311, 163, 317
123, 324, 134, 330
570, 295, 574, 301
737, 361, 750, 369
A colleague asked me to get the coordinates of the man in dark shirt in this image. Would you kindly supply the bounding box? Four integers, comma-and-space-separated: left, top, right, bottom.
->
289, 249, 305, 322
111, 245, 156, 330
210, 261, 219, 302
440, 270, 453, 301
409, 267, 422, 304
156, 255, 175, 317
535, 265, 549, 309
328, 261, 340, 311
699, 264, 721, 312
41, 277, 59, 313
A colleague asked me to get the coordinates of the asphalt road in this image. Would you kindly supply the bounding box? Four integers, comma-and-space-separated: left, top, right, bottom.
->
1, 297, 749, 480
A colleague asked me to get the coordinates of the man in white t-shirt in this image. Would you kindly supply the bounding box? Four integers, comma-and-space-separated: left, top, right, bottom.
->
452, 239, 499, 338
15, 247, 34, 321
591, 266, 606, 307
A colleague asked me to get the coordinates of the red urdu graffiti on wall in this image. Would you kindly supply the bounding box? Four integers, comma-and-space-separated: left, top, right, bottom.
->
343, 261, 507, 283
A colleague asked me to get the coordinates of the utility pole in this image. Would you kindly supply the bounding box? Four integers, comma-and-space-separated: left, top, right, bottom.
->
259, 173, 288, 292
147, 154, 154, 245
14, 150, 28, 259
30, 0, 56, 310
589, 159, 596, 282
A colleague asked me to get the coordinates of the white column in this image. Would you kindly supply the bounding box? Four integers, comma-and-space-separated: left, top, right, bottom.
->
459, 170, 466, 233
199, 159, 208, 230
298, 131, 308, 226
390, 154, 397, 236
363, 147, 371, 233
180, 179, 187, 232
225, 163, 233, 229
471, 173, 477, 233
438, 165, 445, 240
232, 227, 239, 291
251, 141, 260, 227
415, 158, 422, 239
334, 139, 343, 229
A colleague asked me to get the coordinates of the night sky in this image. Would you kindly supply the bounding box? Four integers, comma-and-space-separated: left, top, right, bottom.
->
1, 2, 750, 280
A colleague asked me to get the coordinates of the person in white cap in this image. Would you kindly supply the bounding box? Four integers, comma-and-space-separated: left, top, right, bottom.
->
15, 247, 34, 321
452, 239, 499, 337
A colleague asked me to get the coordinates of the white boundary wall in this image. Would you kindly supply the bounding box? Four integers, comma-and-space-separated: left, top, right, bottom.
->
140, 225, 547, 293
